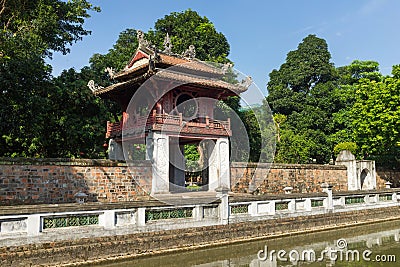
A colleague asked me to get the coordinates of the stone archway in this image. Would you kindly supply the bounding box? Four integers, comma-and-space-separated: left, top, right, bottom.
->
335, 150, 377, 191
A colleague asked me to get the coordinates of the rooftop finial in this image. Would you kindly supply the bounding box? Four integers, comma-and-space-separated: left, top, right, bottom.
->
104, 67, 115, 79
137, 30, 149, 49
183, 44, 196, 59
163, 33, 173, 54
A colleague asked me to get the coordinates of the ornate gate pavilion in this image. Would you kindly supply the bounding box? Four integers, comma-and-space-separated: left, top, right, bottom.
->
89, 31, 251, 194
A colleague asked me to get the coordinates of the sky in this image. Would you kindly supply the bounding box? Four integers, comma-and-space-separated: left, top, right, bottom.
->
50, 0, 400, 97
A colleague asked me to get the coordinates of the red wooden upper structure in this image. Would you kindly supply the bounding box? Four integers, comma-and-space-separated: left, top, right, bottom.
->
90, 31, 250, 143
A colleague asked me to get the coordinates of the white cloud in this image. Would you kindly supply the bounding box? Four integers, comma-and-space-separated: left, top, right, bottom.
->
359, 0, 387, 16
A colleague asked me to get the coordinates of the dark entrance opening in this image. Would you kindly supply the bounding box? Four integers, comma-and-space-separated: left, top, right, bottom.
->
169, 137, 209, 192
360, 169, 369, 189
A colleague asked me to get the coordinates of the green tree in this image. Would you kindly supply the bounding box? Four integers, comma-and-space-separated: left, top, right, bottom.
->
44, 68, 112, 158
266, 35, 337, 163
146, 9, 230, 63
349, 66, 400, 166
330, 60, 383, 151
89, 29, 139, 82
0, 0, 99, 157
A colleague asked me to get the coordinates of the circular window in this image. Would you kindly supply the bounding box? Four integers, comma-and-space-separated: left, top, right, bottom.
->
176, 93, 198, 120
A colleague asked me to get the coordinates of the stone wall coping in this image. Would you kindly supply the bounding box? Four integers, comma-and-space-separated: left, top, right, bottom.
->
5, 189, 397, 216
0, 158, 350, 169
230, 162, 347, 170
219, 189, 400, 203
0, 157, 151, 167
230, 192, 327, 203
332, 188, 400, 197
0, 199, 168, 216
0, 158, 395, 170
0, 197, 223, 216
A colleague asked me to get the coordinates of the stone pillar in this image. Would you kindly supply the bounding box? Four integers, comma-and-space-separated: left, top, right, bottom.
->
147, 132, 170, 194
216, 187, 229, 225
321, 183, 333, 212
108, 139, 124, 160
193, 205, 203, 221
304, 198, 312, 212
249, 202, 258, 216
335, 150, 358, 190
27, 214, 41, 236
99, 210, 115, 230
209, 137, 230, 192
137, 208, 146, 226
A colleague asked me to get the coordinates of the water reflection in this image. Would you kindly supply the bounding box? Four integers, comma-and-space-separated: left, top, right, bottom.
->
100, 220, 400, 267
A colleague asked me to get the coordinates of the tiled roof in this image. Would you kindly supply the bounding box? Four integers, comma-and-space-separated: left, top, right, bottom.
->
94, 47, 246, 96
94, 68, 247, 96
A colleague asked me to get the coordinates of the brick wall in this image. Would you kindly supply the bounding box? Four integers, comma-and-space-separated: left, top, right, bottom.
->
376, 168, 400, 189
0, 158, 151, 205
230, 162, 348, 194
1, 206, 399, 266
0, 158, 357, 205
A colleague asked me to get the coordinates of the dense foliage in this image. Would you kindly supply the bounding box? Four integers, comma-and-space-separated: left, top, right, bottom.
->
0, 4, 398, 167
0, 0, 101, 157
266, 35, 399, 167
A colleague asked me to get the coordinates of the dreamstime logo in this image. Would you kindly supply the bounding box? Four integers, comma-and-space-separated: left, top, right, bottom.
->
122, 61, 276, 205
257, 238, 397, 263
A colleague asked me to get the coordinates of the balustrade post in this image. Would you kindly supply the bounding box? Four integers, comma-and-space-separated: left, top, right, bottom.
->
27, 214, 41, 236
99, 210, 116, 230
137, 208, 146, 226
193, 205, 203, 221
321, 183, 333, 212
304, 198, 312, 212
179, 113, 183, 125
216, 187, 229, 225
392, 192, 398, 202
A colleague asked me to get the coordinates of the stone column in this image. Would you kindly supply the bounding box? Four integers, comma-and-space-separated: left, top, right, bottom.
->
148, 132, 170, 194
209, 137, 230, 192
335, 150, 358, 190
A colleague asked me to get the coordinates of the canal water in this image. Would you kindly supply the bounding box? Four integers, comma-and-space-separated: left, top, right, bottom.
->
100, 219, 400, 267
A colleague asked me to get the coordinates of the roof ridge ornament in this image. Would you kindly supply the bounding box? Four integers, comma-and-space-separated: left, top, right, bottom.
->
87, 80, 104, 92
182, 44, 196, 59
222, 63, 233, 74
240, 76, 253, 89
163, 33, 173, 54
137, 30, 150, 49
104, 67, 115, 79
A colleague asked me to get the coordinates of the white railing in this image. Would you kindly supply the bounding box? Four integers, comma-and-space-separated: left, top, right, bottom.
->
0, 190, 398, 241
